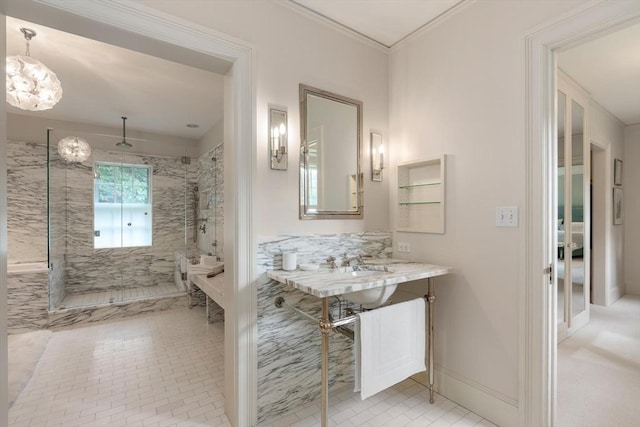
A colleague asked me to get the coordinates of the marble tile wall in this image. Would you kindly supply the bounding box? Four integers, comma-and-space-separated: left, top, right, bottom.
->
256, 232, 392, 423
6, 140, 206, 328
47, 294, 188, 329
6, 141, 48, 263
7, 268, 49, 333
59, 150, 197, 296
6, 141, 51, 327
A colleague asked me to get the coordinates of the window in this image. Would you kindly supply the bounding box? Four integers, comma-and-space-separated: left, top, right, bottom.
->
94, 162, 152, 248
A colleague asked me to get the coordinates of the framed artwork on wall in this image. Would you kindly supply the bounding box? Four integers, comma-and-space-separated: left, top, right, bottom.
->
613, 187, 623, 225
614, 158, 623, 186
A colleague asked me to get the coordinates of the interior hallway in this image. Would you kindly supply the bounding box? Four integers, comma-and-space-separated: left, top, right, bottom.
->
557, 295, 640, 427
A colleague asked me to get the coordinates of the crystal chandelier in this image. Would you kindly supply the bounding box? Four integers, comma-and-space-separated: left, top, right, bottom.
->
6, 28, 63, 111
58, 136, 92, 163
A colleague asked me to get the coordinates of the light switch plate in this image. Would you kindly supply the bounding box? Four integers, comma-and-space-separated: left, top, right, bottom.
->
496, 206, 518, 227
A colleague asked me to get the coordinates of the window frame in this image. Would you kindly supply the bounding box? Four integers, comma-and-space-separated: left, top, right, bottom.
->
93, 161, 153, 249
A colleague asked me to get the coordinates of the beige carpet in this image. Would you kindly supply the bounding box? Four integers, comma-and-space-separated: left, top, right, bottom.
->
557, 294, 640, 426
8, 329, 52, 407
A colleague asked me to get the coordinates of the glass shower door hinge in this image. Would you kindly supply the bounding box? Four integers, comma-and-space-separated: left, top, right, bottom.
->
94, 230, 100, 237
545, 263, 553, 284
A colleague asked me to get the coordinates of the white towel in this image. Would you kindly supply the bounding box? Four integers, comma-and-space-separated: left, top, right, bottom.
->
354, 298, 426, 400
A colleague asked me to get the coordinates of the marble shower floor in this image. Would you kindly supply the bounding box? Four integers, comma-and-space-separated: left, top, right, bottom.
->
58, 283, 184, 309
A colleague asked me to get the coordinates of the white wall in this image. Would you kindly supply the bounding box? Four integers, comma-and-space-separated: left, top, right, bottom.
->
589, 100, 626, 303
136, 0, 390, 236
197, 118, 224, 156
624, 124, 640, 294
388, 0, 586, 423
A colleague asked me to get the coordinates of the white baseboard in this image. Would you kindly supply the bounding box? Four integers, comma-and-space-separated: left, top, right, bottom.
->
412, 367, 518, 427
609, 285, 624, 305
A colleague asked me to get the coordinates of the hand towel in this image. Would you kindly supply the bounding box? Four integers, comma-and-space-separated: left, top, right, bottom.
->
354, 297, 426, 400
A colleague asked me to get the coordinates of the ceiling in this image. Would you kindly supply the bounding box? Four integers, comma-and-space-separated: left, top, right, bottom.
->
290, 0, 639, 126
558, 22, 640, 126
5, 3, 638, 144
6, 16, 225, 140
290, 0, 465, 48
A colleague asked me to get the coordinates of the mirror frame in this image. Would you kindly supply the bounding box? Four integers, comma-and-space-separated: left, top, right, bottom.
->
299, 84, 363, 220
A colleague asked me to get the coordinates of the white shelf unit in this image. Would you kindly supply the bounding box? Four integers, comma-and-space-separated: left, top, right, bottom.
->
397, 156, 445, 233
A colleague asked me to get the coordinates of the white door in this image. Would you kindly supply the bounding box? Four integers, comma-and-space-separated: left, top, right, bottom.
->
556, 75, 590, 342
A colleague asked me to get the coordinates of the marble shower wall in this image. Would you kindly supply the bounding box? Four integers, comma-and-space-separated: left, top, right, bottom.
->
256, 232, 392, 423
7, 267, 49, 333
6, 141, 48, 264
196, 145, 224, 261
59, 150, 197, 296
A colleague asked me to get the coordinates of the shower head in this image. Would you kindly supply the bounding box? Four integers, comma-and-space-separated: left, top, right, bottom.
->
116, 140, 132, 148
116, 116, 132, 148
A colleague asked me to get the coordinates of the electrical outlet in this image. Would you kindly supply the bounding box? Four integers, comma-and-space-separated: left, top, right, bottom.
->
398, 242, 410, 252
496, 206, 518, 227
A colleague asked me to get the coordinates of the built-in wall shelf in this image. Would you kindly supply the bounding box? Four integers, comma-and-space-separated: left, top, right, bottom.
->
397, 156, 446, 233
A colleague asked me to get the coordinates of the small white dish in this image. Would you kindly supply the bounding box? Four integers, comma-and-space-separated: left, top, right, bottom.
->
299, 263, 320, 271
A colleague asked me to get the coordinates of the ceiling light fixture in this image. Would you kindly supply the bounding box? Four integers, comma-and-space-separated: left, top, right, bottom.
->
58, 136, 92, 163
6, 27, 63, 111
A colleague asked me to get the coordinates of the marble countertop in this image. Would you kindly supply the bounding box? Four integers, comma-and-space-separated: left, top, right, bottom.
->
190, 272, 226, 309
266, 259, 452, 298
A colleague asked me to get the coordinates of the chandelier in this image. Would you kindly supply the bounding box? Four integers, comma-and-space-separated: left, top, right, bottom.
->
58, 136, 92, 163
6, 28, 63, 111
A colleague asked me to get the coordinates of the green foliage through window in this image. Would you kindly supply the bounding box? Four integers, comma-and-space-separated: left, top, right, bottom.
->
95, 163, 150, 204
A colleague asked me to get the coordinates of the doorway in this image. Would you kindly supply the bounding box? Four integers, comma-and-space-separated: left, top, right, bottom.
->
523, 2, 640, 426
1, 1, 256, 425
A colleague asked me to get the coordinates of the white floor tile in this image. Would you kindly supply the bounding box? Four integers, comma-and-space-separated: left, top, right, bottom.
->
9, 307, 227, 426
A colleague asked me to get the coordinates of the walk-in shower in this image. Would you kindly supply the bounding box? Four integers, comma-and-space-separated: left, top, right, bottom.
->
46, 128, 200, 310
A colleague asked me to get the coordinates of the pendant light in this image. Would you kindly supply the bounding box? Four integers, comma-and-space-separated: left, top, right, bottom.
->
6, 28, 63, 111
58, 136, 92, 163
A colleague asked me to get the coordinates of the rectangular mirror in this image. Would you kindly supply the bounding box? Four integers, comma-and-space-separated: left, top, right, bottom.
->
299, 84, 363, 219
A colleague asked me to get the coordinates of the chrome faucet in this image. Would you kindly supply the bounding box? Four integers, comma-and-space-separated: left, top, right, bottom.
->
341, 254, 365, 267
326, 256, 338, 269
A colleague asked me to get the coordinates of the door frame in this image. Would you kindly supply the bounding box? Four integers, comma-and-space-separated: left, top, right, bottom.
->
590, 139, 610, 306
1, 1, 257, 425
522, 1, 640, 426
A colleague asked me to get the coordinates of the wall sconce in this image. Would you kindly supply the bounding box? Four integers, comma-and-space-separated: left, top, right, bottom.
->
269, 106, 288, 170
370, 131, 384, 181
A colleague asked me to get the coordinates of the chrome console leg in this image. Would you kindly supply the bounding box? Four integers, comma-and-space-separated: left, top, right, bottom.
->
427, 278, 436, 404
320, 298, 331, 427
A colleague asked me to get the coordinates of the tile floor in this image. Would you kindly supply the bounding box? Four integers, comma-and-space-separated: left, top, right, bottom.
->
267, 379, 497, 427
9, 307, 494, 426
9, 307, 228, 427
